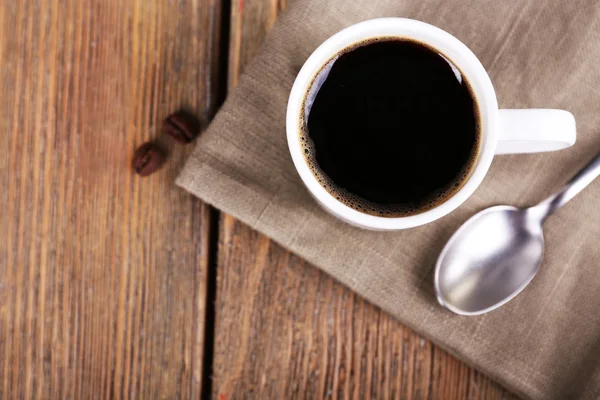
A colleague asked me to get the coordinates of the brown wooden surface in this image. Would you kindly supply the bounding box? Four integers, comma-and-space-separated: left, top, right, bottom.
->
212, 0, 518, 399
0, 1, 519, 399
0, 1, 222, 398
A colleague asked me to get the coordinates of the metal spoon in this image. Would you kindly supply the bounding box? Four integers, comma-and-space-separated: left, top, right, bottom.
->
434, 152, 600, 315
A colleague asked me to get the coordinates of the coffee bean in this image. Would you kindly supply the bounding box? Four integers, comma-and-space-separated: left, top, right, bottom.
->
132, 142, 165, 176
163, 110, 201, 144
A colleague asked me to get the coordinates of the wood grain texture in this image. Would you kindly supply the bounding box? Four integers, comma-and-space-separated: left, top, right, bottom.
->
212, 1, 520, 398
0, 1, 223, 398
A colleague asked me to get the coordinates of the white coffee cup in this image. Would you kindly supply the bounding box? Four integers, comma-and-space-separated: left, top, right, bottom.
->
286, 18, 576, 230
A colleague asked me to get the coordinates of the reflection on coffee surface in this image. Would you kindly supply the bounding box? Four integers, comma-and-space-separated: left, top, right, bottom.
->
301, 39, 480, 217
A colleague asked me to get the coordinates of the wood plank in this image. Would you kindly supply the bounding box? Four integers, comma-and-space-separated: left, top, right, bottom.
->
212, 1, 520, 398
0, 1, 223, 398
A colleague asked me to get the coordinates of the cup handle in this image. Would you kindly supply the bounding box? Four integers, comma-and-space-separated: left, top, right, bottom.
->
495, 109, 576, 155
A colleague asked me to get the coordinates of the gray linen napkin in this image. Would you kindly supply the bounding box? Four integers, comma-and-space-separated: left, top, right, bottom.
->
177, 1, 600, 398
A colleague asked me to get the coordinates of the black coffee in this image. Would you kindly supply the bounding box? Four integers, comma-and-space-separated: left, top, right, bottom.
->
301, 39, 480, 217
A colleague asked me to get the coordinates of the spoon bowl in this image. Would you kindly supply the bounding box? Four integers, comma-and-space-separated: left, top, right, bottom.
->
435, 152, 600, 315
433, 145, 600, 315
435, 206, 545, 315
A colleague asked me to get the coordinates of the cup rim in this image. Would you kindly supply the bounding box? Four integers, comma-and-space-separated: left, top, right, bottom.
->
286, 18, 498, 230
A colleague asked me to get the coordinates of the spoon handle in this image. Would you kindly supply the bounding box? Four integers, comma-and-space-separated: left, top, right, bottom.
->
532, 152, 600, 220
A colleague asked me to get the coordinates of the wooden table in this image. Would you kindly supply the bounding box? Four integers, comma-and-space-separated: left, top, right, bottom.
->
1, 1, 519, 398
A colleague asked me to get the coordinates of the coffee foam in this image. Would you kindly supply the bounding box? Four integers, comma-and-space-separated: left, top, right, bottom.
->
298, 37, 481, 218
